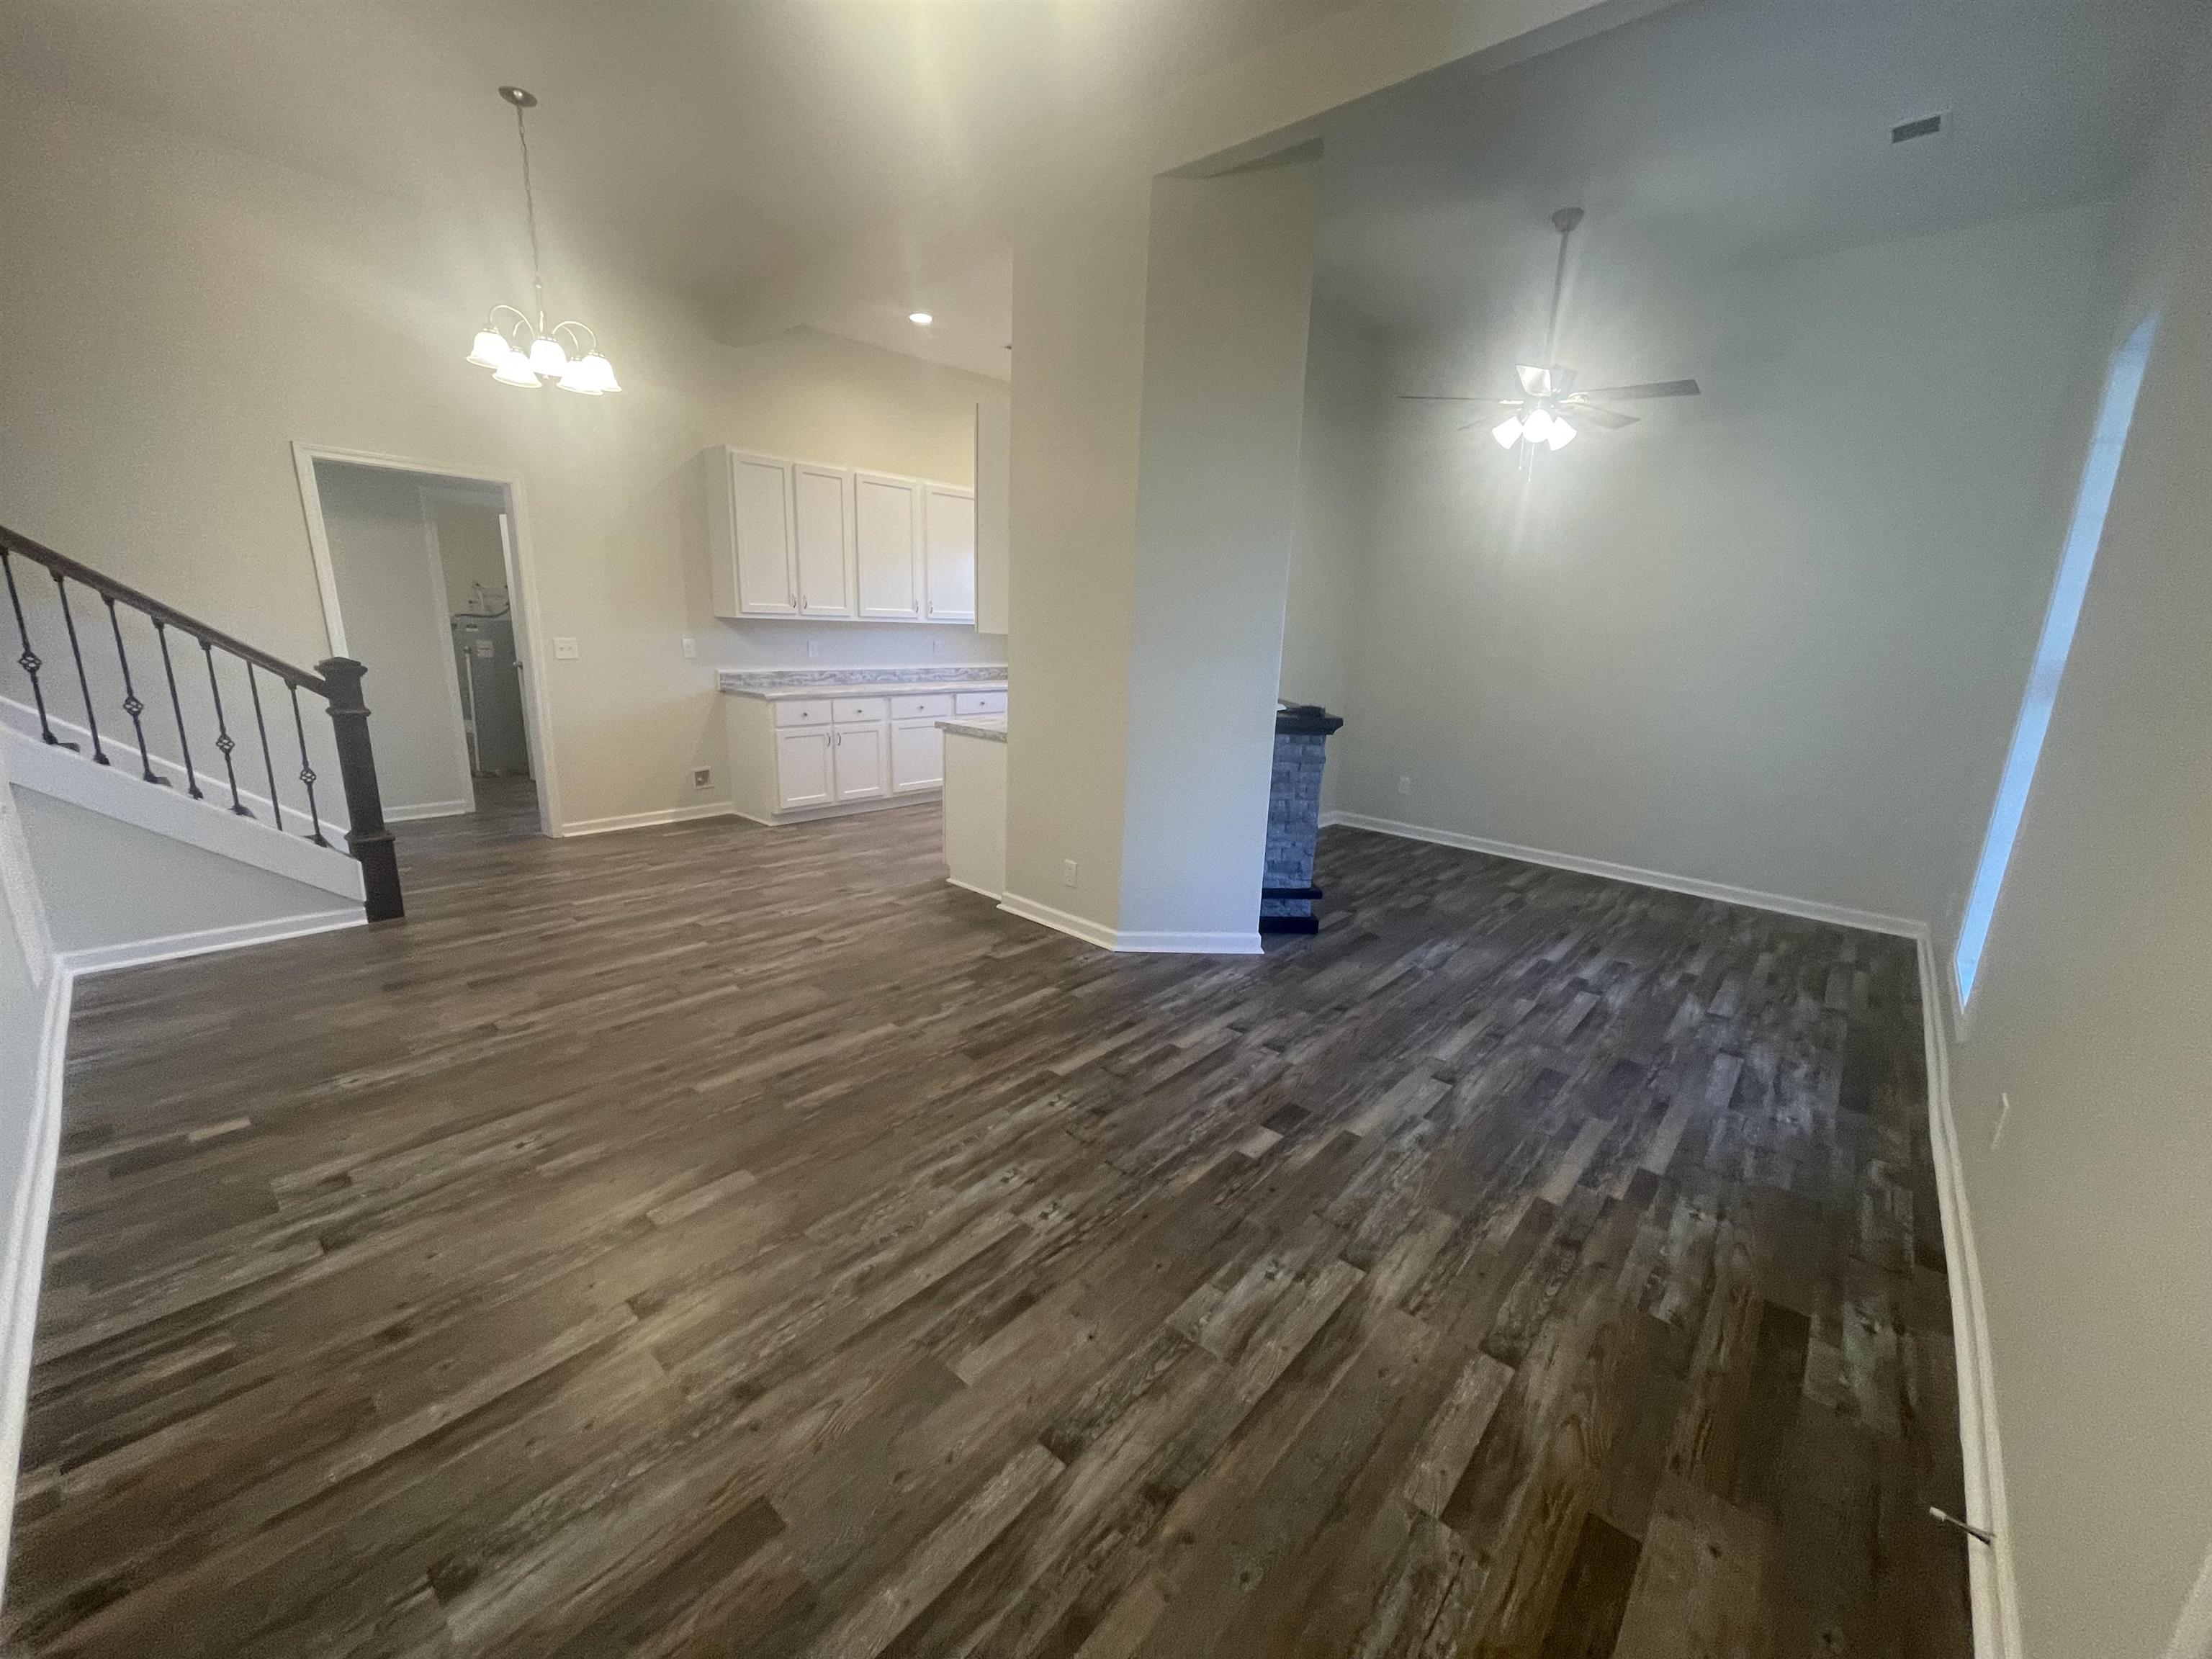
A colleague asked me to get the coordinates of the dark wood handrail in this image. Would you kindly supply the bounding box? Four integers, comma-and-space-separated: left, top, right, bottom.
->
0, 523, 328, 693
0, 518, 401, 922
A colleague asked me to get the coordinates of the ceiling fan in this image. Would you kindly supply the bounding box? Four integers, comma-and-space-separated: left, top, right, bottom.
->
1401, 207, 1699, 453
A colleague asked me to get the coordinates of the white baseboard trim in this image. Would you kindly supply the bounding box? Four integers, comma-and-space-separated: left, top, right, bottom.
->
559, 801, 733, 837
945, 876, 1006, 902
996, 891, 1262, 956
1328, 811, 1923, 939
58, 907, 366, 978
997, 891, 1121, 952
1915, 931, 2021, 1659
385, 799, 472, 823
1114, 928, 1263, 956
0, 965, 71, 1598
729, 795, 941, 832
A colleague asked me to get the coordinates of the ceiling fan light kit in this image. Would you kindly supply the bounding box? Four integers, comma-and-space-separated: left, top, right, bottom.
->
1402, 206, 1699, 459
467, 86, 621, 395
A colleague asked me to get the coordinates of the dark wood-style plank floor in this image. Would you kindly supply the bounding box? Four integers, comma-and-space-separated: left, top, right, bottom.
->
9, 783, 1973, 1657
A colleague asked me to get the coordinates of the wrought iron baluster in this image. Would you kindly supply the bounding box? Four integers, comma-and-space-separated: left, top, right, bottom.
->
287, 681, 330, 846
246, 665, 284, 834
103, 595, 164, 784
153, 618, 203, 799
0, 548, 63, 747
200, 638, 251, 816
51, 572, 109, 764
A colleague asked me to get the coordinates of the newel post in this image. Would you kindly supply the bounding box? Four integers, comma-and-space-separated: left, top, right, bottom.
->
316, 656, 405, 922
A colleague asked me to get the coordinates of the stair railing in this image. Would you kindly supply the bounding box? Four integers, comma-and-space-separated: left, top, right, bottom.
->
0, 523, 402, 922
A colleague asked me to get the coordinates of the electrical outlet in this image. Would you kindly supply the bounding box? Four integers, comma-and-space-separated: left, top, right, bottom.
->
1397, 775, 1411, 797
553, 636, 580, 660
691, 767, 712, 789
682, 637, 697, 660
1991, 1091, 2013, 1151
1061, 859, 1079, 889
932, 637, 944, 657
806, 639, 820, 660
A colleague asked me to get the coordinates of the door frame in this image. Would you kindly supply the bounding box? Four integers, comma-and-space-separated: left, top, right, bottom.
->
291, 442, 561, 837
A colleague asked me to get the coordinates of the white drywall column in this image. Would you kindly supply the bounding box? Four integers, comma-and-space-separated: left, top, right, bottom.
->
1000, 153, 1152, 932
1002, 156, 1318, 944
1118, 159, 1321, 943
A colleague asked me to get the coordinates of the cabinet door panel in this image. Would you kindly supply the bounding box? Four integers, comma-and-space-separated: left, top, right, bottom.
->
890, 718, 945, 794
922, 485, 976, 623
774, 729, 832, 810
832, 724, 889, 801
730, 452, 797, 616
792, 463, 855, 618
854, 474, 922, 620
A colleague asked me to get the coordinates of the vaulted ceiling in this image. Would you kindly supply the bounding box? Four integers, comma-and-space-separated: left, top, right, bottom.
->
0, 0, 1357, 377
1313, 0, 2198, 345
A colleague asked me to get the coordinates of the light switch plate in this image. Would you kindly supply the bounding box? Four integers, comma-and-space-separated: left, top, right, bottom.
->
682, 637, 697, 660
554, 636, 580, 660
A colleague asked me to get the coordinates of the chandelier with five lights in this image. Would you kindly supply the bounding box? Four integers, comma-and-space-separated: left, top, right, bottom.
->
465, 86, 621, 395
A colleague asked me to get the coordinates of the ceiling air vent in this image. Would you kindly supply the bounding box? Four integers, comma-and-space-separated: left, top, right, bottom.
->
1891, 112, 1946, 145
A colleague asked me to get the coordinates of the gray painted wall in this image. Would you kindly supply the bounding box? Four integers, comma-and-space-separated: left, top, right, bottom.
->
1292, 197, 2116, 928
12, 786, 350, 955
1941, 17, 2212, 1654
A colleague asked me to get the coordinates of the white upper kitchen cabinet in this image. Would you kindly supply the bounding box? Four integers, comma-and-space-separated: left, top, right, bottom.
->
922, 484, 977, 624
791, 462, 856, 619
854, 472, 923, 620
974, 400, 1010, 635
706, 449, 799, 619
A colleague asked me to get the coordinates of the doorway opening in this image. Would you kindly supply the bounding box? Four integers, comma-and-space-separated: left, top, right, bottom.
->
292, 446, 557, 840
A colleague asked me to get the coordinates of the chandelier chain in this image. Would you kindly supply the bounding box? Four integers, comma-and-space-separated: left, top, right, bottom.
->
514, 100, 545, 331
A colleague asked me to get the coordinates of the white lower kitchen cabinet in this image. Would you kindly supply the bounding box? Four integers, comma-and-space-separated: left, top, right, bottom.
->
830, 721, 887, 801
890, 717, 945, 794
724, 688, 975, 824
772, 727, 833, 810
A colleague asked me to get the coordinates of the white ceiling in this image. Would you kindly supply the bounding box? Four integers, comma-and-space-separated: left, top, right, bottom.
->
1, 0, 1357, 379
1315, 0, 2200, 345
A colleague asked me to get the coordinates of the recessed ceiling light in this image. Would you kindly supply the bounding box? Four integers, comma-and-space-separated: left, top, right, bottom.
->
909, 311, 933, 325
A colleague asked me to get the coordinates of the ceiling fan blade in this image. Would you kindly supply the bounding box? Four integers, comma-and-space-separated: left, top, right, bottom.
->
1516, 364, 1553, 395
1568, 378, 1701, 401
1399, 394, 1519, 403
1565, 403, 1637, 429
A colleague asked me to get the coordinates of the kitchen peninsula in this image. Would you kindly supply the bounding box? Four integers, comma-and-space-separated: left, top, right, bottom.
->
720, 666, 1004, 824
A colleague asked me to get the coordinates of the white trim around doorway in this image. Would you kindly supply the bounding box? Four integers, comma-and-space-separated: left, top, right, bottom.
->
289, 443, 563, 837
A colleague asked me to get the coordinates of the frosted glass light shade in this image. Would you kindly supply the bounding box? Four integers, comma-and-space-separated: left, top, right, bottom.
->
1521, 408, 1554, 444
468, 328, 509, 368
492, 351, 541, 387
1546, 417, 1577, 451
573, 351, 619, 393
555, 356, 603, 395
526, 336, 568, 376
1492, 415, 1524, 449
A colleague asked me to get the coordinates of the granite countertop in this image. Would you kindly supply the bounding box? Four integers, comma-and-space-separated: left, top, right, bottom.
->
937, 714, 1007, 743
718, 665, 1007, 702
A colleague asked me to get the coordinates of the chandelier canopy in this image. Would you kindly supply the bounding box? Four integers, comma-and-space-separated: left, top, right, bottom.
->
467, 86, 619, 395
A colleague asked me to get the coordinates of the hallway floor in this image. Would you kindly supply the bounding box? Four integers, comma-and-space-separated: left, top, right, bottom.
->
9, 806, 1972, 1656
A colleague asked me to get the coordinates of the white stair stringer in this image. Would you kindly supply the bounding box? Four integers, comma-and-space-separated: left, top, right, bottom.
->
3, 721, 361, 904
